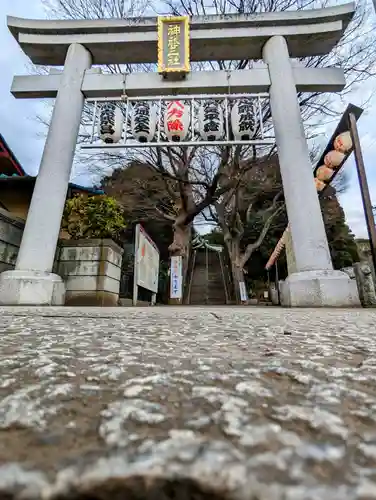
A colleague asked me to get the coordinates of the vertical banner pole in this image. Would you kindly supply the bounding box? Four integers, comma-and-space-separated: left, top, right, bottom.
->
205, 246, 209, 305
133, 224, 140, 306
275, 261, 280, 306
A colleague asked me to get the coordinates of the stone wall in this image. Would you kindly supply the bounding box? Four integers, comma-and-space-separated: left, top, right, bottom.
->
0, 208, 24, 273
340, 265, 376, 308
57, 239, 123, 306
353, 263, 376, 307
0, 217, 124, 307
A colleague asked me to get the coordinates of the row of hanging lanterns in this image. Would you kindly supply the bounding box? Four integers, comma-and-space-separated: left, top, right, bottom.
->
97, 99, 257, 144
313, 130, 352, 192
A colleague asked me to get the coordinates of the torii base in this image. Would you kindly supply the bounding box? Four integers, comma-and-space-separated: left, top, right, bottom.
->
0, 270, 65, 306
280, 270, 360, 307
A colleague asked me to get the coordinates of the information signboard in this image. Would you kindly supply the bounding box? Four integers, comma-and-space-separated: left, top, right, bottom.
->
133, 225, 160, 304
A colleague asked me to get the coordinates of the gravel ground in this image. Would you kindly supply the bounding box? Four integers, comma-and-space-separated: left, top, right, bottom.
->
0, 306, 376, 499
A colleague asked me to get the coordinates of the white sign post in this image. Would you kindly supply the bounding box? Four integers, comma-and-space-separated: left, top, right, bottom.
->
239, 281, 248, 303
170, 256, 183, 300
133, 224, 160, 306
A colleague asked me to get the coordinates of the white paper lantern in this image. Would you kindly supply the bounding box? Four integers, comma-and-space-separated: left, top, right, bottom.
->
334, 131, 352, 153
98, 103, 124, 144
131, 102, 157, 143
324, 150, 345, 169
316, 165, 334, 182
198, 101, 224, 141
231, 99, 255, 141
164, 100, 190, 142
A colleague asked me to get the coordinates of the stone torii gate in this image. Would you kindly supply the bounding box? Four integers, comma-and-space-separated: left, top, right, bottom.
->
0, 3, 360, 307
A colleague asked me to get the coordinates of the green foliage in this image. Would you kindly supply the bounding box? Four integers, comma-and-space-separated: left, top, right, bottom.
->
101, 165, 174, 262
320, 193, 359, 269
62, 195, 126, 241
204, 229, 225, 246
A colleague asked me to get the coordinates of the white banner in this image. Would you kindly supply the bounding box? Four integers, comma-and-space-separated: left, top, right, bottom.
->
135, 225, 160, 293
170, 256, 183, 299
239, 281, 248, 302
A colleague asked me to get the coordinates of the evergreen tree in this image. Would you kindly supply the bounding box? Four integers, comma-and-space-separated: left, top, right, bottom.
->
320, 189, 359, 269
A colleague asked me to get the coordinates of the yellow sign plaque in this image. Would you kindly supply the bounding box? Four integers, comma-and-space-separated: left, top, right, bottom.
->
157, 16, 190, 77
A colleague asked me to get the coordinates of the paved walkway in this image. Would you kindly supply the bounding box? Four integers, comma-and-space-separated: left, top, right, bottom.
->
1, 306, 376, 499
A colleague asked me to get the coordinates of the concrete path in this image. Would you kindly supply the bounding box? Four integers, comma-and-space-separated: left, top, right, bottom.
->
1, 306, 376, 499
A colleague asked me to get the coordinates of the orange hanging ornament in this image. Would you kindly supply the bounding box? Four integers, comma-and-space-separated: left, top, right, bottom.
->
314, 177, 325, 191
316, 165, 334, 182
324, 150, 345, 169
333, 131, 352, 153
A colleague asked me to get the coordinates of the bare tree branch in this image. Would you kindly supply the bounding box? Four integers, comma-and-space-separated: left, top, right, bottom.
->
36, 0, 375, 267
240, 204, 284, 267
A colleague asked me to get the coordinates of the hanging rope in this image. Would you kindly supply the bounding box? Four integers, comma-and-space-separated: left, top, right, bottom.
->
226, 69, 231, 95
264, 225, 289, 270
121, 72, 128, 101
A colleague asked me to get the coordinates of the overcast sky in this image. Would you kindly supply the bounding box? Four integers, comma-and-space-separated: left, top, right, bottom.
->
1, 0, 376, 239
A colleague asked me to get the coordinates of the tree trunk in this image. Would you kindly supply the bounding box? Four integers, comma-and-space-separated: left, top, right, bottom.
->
226, 239, 247, 304
169, 222, 190, 258
232, 263, 247, 304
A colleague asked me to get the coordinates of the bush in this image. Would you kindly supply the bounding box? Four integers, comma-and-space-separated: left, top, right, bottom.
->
62, 195, 126, 241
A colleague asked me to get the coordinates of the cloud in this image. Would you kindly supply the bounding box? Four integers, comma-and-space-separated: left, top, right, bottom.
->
0, 0, 47, 175
340, 172, 374, 240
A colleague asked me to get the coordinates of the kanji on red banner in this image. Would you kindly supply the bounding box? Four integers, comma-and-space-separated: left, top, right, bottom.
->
167, 119, 183, 131
167, 101, 184, 110
167, 107, 183, 120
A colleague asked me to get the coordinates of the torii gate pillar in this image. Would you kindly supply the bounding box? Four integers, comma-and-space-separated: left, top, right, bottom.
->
264, 36, 359, 307
0, 43, 92, 306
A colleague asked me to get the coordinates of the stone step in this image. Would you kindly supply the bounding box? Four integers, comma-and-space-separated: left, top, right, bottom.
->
187, 254, 229, 305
